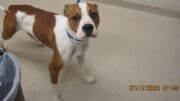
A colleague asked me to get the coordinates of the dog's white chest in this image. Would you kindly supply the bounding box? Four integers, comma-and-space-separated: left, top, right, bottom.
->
72, 46, 83, 57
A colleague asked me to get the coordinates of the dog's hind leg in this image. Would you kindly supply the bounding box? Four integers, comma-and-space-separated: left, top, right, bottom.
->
1, 12, 18, 49
2, 12, 17, 40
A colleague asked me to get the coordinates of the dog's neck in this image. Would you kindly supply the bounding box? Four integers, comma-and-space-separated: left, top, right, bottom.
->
65, 20, 87, 46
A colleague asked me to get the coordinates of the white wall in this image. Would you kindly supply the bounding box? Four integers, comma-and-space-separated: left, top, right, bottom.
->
123, 0, 180, 11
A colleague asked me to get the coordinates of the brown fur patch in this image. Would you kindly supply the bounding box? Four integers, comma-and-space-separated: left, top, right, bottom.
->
8, 5, 56, 15
65, 4, 81, 33
87, 3, 100, 28
33, 10, 56, 49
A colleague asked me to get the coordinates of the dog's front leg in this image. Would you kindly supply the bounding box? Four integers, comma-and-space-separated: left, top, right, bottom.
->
49, 49, 64, 101
77, 54, 96, 84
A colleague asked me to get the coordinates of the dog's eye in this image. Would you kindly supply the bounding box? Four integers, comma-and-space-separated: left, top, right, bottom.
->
72, 15, 81, 22
89, 12, 98, 19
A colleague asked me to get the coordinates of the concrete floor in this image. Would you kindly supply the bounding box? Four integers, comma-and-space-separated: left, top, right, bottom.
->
0, 0, 180, 101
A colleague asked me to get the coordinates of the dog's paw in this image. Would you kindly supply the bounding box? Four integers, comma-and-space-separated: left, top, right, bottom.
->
84, 75, 97, 84
0, 41, 7, 51
52, 94, 62, 101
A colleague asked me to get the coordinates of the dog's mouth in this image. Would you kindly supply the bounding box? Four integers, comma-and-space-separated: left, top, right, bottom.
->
79, 32, 97, 40
91, 34, 97, 38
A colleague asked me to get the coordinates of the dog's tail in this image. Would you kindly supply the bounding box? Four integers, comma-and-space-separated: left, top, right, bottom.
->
0, 6, 9, 13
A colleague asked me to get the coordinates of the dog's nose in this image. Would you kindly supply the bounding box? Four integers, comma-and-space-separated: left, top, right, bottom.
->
82, 24, 93, 37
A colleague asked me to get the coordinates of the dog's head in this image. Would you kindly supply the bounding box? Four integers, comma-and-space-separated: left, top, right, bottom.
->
64, 2, 100, 40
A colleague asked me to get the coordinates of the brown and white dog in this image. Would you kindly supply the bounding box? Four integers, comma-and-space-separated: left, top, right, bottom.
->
0, 2, 100, 101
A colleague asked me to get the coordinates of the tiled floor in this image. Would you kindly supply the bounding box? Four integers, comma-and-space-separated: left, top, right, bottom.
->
0, 0, 180, 101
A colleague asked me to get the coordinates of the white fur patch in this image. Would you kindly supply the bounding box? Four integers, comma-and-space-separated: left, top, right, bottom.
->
16, 11, 41, 43
16, 11, 35, 34
54, 15, 75, 64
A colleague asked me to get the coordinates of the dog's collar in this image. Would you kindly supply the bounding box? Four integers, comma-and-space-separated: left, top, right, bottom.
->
77, 0, 80, 3
65, 29, 85, 45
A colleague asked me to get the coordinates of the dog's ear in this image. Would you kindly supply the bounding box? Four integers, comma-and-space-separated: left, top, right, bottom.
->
64, 4, 69, 16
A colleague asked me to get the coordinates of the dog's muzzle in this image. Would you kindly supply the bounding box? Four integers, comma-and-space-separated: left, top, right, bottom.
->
82, 24, 94, 37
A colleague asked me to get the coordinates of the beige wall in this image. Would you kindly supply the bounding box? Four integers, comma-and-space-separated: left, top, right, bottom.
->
123, 0, 180, 11
92, 0, 180, 12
